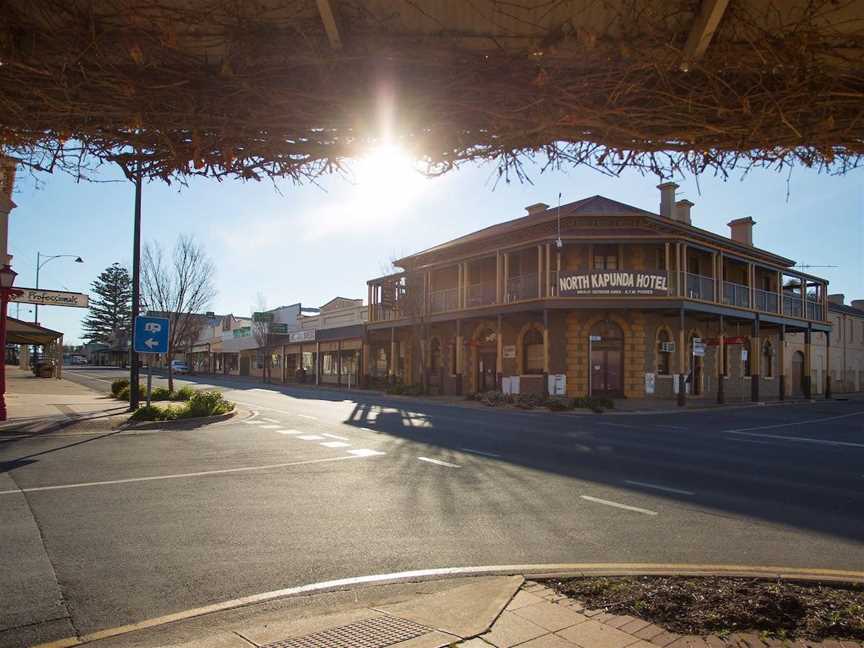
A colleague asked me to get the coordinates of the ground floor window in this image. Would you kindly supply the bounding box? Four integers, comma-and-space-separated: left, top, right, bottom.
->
322, 351, 337, 376
656, 329, 671, 375
430, 338, 442, 372
302, 351, 316, 374
372, 346, 388, 376
523, 327, 544, 374
271, 352, 282, 369
762, 340, 773, 378
341, 350, 358, 376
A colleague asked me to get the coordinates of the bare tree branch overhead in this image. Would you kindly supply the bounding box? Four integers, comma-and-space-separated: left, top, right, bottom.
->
0, 0, 863, 182
142, 234, 216, 391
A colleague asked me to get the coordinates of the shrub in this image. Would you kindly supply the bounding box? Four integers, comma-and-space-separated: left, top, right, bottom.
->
571, 396, 615, 413
544, 398, 570, 411
150, 387, 172, 401
479, 390, 510, 407
129, 404, 180, 422
111, 378, 129, 397
385, 383, 425, 396
182, 390, 234, 418
116, 383, 147, 401
172, 385, 196, 401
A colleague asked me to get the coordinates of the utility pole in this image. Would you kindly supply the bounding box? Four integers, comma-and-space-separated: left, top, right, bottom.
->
129, 161, 142, 409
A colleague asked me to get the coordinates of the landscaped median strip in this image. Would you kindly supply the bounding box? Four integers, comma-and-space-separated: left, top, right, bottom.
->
31, 564, 864, 648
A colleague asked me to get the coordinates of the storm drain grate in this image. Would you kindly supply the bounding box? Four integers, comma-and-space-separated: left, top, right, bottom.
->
259, 615, 432, 648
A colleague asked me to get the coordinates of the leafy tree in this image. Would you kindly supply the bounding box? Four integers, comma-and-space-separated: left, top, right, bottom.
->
81, 263, 132, 348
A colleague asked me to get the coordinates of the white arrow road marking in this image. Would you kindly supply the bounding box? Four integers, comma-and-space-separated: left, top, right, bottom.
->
320, 441, 351, 448
297, 414, 318, 420
459, 448, 502, 459
580, 495, 658, 516
727, 431, 864, 448
624, 480, 694, 496
417, 457, 461, 468
298, 434, 325, 441
276, 430, 303, 435
348, 449, 386, 457
0, 455, 376, 495
322, 433, 349, 440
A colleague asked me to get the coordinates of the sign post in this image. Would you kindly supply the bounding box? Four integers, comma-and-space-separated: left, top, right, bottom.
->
588, 334, 602, 397
133, 315, 170, 407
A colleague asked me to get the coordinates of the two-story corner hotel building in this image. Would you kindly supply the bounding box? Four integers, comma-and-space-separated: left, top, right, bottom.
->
365, 183, 832, 404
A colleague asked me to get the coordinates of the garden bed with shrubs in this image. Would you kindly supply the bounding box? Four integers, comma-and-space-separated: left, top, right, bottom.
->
110, 379, 235, 422
466, 390, 614, 413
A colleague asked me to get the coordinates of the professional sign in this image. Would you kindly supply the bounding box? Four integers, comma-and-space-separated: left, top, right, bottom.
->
289, 329, 316, 343
133, 315, 170, 354
252, 311, 274, 322
270, 323, 289, 335
558, 271, 668, 297
11, 287, 88, 308
692, 341, 706, 357
502, 344, 516, 359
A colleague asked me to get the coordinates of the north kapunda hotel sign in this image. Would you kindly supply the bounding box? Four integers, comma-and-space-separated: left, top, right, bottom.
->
558, 271, 669, 296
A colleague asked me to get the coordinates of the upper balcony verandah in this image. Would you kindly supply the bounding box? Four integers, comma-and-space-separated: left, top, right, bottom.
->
367, 241, 828, 325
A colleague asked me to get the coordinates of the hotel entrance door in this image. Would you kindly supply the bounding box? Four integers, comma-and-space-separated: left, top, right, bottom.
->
589, 321, 624, 397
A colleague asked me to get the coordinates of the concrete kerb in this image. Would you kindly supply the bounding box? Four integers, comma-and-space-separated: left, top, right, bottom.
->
32, 563, 864, 648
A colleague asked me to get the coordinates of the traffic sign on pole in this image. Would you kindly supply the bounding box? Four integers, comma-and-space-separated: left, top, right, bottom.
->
133, 315, 170, 354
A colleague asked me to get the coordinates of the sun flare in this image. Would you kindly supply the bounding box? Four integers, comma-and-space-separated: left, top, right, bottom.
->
351, 144, 424, 207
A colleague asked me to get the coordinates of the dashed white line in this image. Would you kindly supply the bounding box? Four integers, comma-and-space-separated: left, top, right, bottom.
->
297, 414, 318, 420
580, 495, 658, 516
322, 433, 349, 441
261, 418, 280, 423
260, 425, 282, 429
348, 449, 386, 457
417, 457, 461, 468
320, 441, 351, 448
624, 480, 694, 496
298, 434, 325, 441
460, 448, 502, 459
276, 430, 303, 435
0, 456, 373, 495
727, 431, 864, 448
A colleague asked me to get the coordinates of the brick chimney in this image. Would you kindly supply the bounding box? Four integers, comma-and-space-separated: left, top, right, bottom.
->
525, 203, 549, 215
674, 199, 693, 225
657, 182, 678, 218
727, 217, 755, 246
852, 299, 864, 311
827, 294, 845, 305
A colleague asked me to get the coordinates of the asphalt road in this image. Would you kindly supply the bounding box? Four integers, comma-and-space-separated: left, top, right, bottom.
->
2, 367, 863, 647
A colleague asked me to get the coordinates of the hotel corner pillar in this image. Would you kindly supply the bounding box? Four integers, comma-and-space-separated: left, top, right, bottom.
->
803, 325, 812, 399
455, 319, 463, 392
778, 324, 786, 400
717, 315, 725, 404
496, 314, 503, 389
678, 307, 686, 406
542, 309, 550, 396
389, 327, 396, 384
825, 331, 832, 399
751, 316, 760, 402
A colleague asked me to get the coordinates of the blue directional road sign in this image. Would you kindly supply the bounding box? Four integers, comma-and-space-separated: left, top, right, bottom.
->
133, 315, 170, 354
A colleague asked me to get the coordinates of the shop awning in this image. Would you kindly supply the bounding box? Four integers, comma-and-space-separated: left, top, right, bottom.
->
6, 317, 63, 346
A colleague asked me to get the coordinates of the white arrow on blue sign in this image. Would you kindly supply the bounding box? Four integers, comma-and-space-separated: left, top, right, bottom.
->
133, 315, 170, 354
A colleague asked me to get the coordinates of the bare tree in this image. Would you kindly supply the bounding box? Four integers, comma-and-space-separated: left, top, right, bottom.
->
251, 293, 273, 384
142, 234, 216, 392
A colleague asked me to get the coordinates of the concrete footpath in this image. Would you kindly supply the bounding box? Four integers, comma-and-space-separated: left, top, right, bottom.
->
32, 575, 864, 648
0, 367, 127, 433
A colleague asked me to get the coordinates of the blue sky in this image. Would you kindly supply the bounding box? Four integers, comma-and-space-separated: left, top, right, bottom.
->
9, 152, 863, 344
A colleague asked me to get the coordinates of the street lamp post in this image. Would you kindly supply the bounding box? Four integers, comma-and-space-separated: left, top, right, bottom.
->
34, 252, 83, 323
0, 264, 21, 421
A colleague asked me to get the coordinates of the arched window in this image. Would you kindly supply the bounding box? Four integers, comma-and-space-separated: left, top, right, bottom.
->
430, 338, 442, 372
523, 327, 544, 375
656, 329, 671, 375
762, 340, 773, 378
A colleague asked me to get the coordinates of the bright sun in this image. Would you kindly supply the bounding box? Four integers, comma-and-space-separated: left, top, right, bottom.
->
351, 144, 424, 206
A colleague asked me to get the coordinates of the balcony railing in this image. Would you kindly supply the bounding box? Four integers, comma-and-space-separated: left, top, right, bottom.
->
722, 281, 750, 308
466, 281, 496, 307
505, 273, 539, 302
429, 287, 459, 313
806, 300, 822, 321
754, 288, 779, 313
685, 273, 715, 302
783, 294, 803, 318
